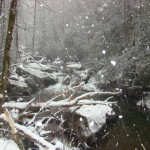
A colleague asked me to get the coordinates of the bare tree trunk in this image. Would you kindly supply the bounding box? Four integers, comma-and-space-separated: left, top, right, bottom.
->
0, 0, 4, 15
0, 0, 4, 50
14, 7, 21, 62
0, 0, 17, 113
32, 0, 37, 56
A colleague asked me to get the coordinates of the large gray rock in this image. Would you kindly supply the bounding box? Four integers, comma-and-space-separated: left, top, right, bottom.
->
25, 78, 38, 92
8, 79, 32, 97
16, 64, 57, 88
63, 103, 115, 140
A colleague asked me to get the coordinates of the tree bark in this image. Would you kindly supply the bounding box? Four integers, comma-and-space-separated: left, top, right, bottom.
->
0, 0, 4, 15
0, 0, 17, 113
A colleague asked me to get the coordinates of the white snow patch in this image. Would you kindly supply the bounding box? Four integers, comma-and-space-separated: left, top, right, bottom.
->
53, 57, 64, 65
146, 99, 150, 110
111, 60, 116, 66
8, 79, 28, 87
3, 102, 29, 109
0, 138, 20, 150
15, 123, 55, 150
66, 63, 82, 69
75, 105, 114, 136
102, 50, 106, 54
80, 118, 83, 122
119, 115, 123, 119
36, 121, 43, 127
0, 94, 3, 98
18, 65, 53, 79
10, 74, 19, 80
54, 140, 64, 150
82, 83, 98, 91
27, 63, 49, 71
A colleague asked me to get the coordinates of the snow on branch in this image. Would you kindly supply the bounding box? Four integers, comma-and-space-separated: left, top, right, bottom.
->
14, 123, 55, 150
3, 91, 120, 110
3, 100, 117, 109
0, 113, 55, 150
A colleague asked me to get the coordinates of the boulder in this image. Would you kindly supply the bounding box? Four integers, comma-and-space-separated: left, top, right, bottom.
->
8, 79, 32, 97
16, 65, 57, 88
63, 103, 115, 140
25, 78, 38, 92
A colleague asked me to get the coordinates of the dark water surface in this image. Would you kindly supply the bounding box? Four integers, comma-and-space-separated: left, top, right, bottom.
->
92, 97, 150, 150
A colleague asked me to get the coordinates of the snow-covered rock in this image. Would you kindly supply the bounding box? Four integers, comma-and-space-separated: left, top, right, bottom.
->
16, 64, 57, 87
64, 103, 115, 139
137, 95, 150, 110
8, 78, 32, 97
9, 79, 28, 88
53, 57, 64, 65
8, 62, 58, 98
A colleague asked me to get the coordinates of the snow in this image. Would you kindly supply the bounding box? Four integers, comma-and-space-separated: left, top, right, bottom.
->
8, 79, 28, 87
75, 104, 115, 137
146, 99, 150, 110
54, 140, 64, 150
0, 113, 7, 121
66, 63, 82, 69
36, 121, 43, 127
27, 63, 49, 71
53, 57, 64, 65
119, 115, 123, 119
10, 73, 19, 80
18, 65, 53, 79
102, 50, 106, 54
15, 123, 55, 150
111, 60, 116, 66
0, 138, 20, 150
137, 96, 150, 110
3, 101, 29, 109
0, 94, 3, 98
82, 83, 98, 91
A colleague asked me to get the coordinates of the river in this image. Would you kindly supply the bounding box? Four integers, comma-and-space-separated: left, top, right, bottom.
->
91, 97, 150, 150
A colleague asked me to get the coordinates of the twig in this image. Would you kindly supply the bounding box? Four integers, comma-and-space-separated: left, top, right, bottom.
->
2, 15, 29, 31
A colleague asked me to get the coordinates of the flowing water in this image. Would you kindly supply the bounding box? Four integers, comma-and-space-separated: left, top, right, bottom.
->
91, 97, 150, 150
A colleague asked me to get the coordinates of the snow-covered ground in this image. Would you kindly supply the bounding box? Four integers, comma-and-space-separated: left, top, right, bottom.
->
0, 138, 20, 150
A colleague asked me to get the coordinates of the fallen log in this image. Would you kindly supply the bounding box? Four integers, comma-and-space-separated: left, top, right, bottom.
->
3, 100, 117, 110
